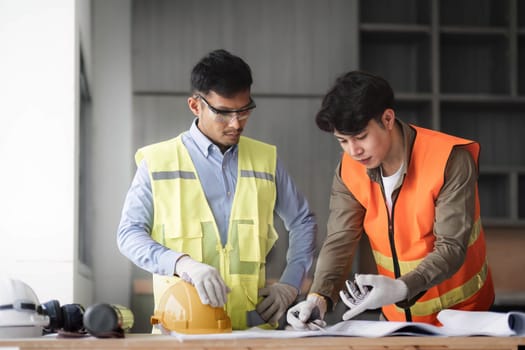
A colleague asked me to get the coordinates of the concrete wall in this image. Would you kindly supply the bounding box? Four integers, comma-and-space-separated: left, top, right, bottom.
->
89, 0, 134, 306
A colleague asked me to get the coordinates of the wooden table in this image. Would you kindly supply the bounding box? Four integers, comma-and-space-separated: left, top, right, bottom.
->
1, 334, 525, 350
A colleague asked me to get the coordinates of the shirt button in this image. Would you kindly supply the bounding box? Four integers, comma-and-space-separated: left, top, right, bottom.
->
227, 191, 231, 196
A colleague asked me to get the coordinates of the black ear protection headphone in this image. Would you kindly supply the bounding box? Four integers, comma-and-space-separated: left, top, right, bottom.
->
41, 300, 85, 334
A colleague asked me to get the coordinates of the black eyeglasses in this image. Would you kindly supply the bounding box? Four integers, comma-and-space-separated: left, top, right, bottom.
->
196, 94, 256, 123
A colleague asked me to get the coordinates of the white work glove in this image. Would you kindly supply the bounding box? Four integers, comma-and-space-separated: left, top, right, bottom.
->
175, 256, 229, 307
340, 274, 408, 321
256, 283, 298, 324
286, 293, 327, 330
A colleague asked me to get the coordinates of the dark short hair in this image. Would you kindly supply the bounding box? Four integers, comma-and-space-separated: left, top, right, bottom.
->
315, 70, 394, 135
190, 49, 253, 97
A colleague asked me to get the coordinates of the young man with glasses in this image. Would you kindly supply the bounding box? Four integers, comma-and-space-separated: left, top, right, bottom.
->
117, 49, 317, 330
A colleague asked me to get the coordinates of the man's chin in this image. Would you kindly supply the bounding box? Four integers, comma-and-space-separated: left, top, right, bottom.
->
223, 134, 240, 144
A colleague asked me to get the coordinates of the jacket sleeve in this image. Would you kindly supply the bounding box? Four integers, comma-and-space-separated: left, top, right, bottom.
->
309, 162, 365, 308
398, 147, 477, 304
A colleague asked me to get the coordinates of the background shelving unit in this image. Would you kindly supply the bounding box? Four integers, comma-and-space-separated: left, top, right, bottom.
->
359, 0, 525, 226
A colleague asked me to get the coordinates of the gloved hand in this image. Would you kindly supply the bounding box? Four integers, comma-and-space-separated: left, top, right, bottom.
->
256, 283, 298, 324
340, 274, 408, 321
286, 293, 327, 330
175, 256, 229, 307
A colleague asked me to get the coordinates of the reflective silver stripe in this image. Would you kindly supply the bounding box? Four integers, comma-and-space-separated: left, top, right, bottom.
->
240, 170, 274, 181
152, 171, 196, 180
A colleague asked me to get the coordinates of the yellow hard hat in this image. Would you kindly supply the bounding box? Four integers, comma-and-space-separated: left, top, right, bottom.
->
150, 280, 232, 334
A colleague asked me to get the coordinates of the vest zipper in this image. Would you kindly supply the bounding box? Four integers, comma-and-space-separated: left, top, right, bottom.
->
382, 178, 412, 322
220, 243, 232, 310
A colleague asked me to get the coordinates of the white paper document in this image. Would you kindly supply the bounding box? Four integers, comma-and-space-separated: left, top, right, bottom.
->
437, 309, 525, 336
167, 309, 525, 341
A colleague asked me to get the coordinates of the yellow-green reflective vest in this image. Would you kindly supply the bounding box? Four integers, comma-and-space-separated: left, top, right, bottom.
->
135, 135, 278, 330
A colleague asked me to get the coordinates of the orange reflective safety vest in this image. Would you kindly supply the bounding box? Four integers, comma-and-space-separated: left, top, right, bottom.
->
341, 125, 494, 325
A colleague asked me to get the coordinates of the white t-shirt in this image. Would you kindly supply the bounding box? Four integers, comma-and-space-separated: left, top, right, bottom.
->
381, 163, 404, 216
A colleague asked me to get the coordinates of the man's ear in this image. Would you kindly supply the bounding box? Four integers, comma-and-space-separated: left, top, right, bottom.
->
382, 108, 396, 130
188, 96, 200, 117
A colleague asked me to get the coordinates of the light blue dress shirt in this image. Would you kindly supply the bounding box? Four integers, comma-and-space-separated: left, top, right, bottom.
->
117, 119, 317, 289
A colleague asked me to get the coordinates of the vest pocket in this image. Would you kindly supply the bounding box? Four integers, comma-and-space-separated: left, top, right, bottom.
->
237, 223, 262, 263
163, 224, 203, 261
227, 274, 260, 330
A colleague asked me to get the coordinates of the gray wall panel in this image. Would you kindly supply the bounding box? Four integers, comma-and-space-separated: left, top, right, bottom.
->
132, 0, 358, 94
133, 96, 192, 151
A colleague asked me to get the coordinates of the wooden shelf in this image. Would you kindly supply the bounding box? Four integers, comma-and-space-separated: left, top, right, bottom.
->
359, 0, 525, 224
440, 26, 508, 35
440, 94, 525, 104
360, 23, 431, 34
